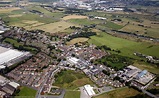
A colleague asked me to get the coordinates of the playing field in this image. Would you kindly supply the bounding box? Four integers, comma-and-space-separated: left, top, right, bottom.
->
88, 32, 159, 58
94, 87, 140, 98
62, 15, 88, 20
66, 37, 89, 45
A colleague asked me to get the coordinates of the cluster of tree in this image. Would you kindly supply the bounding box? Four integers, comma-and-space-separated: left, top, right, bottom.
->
113, 30, 157, 40
102, 70, 110, 76
96, 54, 133, 70
131, 1, 159, 7
95, 45, 111, 51
69, 26, 81, 30
67, 31, 96, 41
124, 8, 134, 12
64, 8, 88, 15
128, 94, 149, 98
30, 10, 43, 14
0, 2, 11, 4
147, 89, 159, 95
4, 38, 39, 54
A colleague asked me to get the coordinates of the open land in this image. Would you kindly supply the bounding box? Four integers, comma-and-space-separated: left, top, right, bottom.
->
14, 86, 37, 98
0, 7, 20, 13
62, 15, 88, 20
53, 70, 94, 90
66, 37, 89, 45
88, 32, 159, 58
64, 91, 80, 98
33, 21, 77, 33
94, 87, 140, 98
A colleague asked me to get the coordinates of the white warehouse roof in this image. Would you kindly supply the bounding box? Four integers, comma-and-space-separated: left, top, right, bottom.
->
84, 85, 95, 96
9, 82, 20, 89
0, 50, 24, 65
68, 57, 79, 64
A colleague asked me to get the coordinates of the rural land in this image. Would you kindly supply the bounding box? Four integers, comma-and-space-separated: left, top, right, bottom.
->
0, 0, 159, 98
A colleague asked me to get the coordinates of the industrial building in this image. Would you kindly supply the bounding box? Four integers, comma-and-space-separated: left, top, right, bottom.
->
0, 46, 31, 69
84, 85, 95, 97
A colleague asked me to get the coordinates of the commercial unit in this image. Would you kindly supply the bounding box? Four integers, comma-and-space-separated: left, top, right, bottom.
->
0, 46, 31, 68
84, 85, 95, 97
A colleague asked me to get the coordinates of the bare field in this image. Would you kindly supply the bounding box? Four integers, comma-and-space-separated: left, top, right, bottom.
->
9, 14, 23, 18
95, 87, 140, 98
67, 37, 89, 45
32, 21, 78, 33
62, 15, 88, 20
0, 7, 21, 13
22, 20, 39, 24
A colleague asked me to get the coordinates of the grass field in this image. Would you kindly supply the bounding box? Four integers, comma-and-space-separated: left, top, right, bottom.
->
68, 18, 102, 26
88, 32, 159, 58
64, 91, 80, 98
66, 37, 89, 45
62, 15, 88, 20
14, 86, 37, 98
33, 21, 77, 33
53, 70, 93, 90
133, 61, 159, 74
102, 21, 123, 30
94, 87, 140, 98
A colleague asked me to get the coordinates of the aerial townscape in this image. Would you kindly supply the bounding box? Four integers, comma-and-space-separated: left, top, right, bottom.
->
0, 0, 159, 98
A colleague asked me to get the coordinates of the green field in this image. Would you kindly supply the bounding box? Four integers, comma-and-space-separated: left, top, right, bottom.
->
67, 18, 102, 26
64, 91, 80, 98
14, 86, 37, 98
53, 70, 94, 90
94, 87, 140, 98
99, 21, 123, 30
88, 32, 159, 58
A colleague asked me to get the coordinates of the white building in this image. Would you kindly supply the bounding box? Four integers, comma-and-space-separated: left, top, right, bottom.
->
84, 85, 95, 97
0, 46, 31, 67
67, 57, 79, 65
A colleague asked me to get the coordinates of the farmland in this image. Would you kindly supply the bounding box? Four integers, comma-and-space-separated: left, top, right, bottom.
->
32, 21, 77, 33
0, 7, 20, 13
67, 18, 102, 26
88, 32, 159, 58
62, 15, 88, 20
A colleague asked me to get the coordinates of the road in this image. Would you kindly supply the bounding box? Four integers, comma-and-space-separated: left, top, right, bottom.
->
142, 89, 158, 98
39, 89, 65, 98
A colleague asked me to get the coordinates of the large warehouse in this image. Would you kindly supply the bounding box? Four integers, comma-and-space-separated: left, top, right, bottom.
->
0, 46, 31, 68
